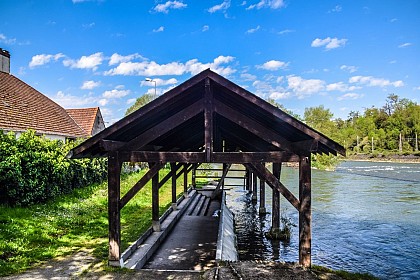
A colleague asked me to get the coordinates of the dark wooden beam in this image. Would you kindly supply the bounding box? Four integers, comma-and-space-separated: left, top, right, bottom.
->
272, 163, 281, 231
212, 152, 300, 163
214, 100, 296, 153
170, 163, 178, 209
119, 151, 205, 163
152, 163, 161, 232
119, 163, 164, 209
211, 163, 231, 199
183, 163, 188, 195
252, 171, 258, 201
108, 152, 122, 265
204, 77, 214, 162
245, 162, 300, 211
299, 156, 312, 267
259, 162, 267, 215
121, 100, 204, 151
100, 140, 126, 152
158, 163, 183, 190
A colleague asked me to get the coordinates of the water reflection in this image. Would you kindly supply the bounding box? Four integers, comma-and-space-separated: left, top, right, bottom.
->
224, 162, 420, 280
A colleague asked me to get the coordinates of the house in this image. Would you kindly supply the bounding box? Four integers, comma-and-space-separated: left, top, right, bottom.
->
0, 48, 105, 141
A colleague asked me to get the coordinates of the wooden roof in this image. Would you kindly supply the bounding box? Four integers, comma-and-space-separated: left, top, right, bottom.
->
66, 107, 102, 136
69, 69, 345, 161
0, 72, 87, 138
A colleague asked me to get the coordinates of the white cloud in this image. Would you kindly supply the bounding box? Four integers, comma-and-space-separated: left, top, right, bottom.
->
208, 0, 230, 13
349, 76, 404, 87
127, 98, 136, 104
202, 25, 210, 32
0, 33, 17, 45
153, 26, 165, 33
246, 25, 261, 34
105, 55, 236, 77
63, 52, 104, 70
256, 60, 289, 71
81, 80, 101, 90
98, 98, 108, 106
269, 91, 291, 99
326, 82, 349, 92
398, 42, 412, 48
337, 93, 363, 101
29, 53, 65, 68
240, 73, 257, 81
82, 22, 95, 29
329, 5, 342, 13
141, 78, 178, 87
109, 53, 144, 66
247, 0, 285, 10
278, 29, 294, 35
102, 86, 130, 98
153, 1, 187, 13
52, 90, 97, 108
311, 37, 347, 50
340, 65, 358, 73
286, 75, 325, 98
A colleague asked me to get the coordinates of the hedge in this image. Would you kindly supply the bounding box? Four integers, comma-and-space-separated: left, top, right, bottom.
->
0, 130, 107, 206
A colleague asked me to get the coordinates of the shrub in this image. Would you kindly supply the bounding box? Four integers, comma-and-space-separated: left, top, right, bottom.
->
0, 130, 107, 206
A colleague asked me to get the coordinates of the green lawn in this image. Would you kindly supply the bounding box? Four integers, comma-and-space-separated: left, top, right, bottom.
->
0, 168, 188, 276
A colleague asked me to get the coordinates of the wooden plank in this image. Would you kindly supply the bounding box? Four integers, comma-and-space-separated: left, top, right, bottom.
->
121, 100, 204, 151
259, 162, 266, 214
204, 77, 214, 162
212, 152, 300, 163
245, 162, 300, 211
183, 163, 188, 194
272, 163, 281, 230
119, 163, 164, 209
214, 100, 296, 153
152, 164, 161, 231
119, 151, 205, 163
170, 163, 177, 205
108, 152, 122, 264
299, 156, 312, 267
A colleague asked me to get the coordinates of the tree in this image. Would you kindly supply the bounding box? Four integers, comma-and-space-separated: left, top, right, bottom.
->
303, 105, 335, 137
125, 93, 154, 116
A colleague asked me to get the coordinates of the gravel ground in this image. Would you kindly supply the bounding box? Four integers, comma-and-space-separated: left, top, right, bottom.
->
2, 251, 344, 280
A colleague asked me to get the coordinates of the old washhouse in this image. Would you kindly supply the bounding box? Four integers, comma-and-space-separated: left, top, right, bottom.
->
69, 69, 345, 268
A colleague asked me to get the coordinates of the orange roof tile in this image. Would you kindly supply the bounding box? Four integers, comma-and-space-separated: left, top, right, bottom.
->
66, 107, 100, 136
0, 72, 87, 138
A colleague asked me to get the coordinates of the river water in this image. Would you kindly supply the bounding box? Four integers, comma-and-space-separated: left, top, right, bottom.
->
223, 161, 420, 280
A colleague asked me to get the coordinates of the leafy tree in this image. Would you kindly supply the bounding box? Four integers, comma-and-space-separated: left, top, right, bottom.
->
125, 93, 154, 116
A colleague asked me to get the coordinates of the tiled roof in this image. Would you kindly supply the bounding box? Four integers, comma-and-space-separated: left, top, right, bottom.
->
0, 72, 87, 138
66, 107, 100, 136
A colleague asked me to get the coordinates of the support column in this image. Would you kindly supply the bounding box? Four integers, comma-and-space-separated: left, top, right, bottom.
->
259, 163, 267, 215
183, 163, 188, 197
170, 163, 177, 211
270, 162, 281, 236
192, 164, 197, 188
245, 168, 250, 191
108, 152, 121, 266
299, 156, 311, 267
152, 164, 161, 232
252, 171, 258, 202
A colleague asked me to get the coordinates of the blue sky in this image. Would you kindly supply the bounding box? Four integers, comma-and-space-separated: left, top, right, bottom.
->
1, 0, 419, 124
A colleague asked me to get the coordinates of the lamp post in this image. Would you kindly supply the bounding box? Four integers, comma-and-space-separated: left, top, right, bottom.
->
145, 78, 157, 99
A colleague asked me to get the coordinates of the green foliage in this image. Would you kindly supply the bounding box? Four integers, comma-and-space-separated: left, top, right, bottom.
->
125, 93, 154, 116
0, 130, 107, 206
0, 169, 187, 276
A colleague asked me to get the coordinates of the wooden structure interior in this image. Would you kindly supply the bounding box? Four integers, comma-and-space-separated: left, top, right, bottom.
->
69, 69, 345, 267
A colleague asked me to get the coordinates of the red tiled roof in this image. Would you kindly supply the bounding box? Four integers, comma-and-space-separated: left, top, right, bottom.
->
66, 107, 100, 136
0, 72, 87, 138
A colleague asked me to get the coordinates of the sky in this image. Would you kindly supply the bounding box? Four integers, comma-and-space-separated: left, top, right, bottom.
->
1, 0, 419, 124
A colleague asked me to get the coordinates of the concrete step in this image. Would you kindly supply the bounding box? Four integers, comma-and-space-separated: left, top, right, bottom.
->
186, 193, 202, 215
191, 195, 207, 216
200, 197, 211, 216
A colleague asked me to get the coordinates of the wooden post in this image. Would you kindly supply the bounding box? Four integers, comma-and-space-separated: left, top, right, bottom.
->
245, 168, 250, 191
222, 163, 227, 190
416, 133, 418, 152
192, 164, 197, 188
259, 163, 266, 215
252, 171, 258, 202
183, 163, 188, 197
270, 162, 281, 235
399, 133, 403, 153
170, 163, 177, 211
108, 152, 121, 266
299, 156, 311, 267
152, 163, 161, 232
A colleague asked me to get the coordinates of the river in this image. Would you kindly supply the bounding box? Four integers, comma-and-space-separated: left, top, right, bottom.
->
224, 161, 420, 280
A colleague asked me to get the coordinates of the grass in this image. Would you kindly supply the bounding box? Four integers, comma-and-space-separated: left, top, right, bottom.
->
0, 168, 188, 277
311, 265, 380, 280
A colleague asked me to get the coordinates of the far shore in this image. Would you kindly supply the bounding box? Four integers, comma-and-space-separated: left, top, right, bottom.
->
344, 153, 420, 164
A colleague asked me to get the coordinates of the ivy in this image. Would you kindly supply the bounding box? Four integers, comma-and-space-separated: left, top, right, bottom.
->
0, 130, 107, 206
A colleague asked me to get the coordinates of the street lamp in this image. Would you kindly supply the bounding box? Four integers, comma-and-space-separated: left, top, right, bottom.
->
145, 78, 157, 99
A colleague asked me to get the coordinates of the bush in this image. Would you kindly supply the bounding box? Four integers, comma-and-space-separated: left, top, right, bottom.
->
0, 130, 107, 206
